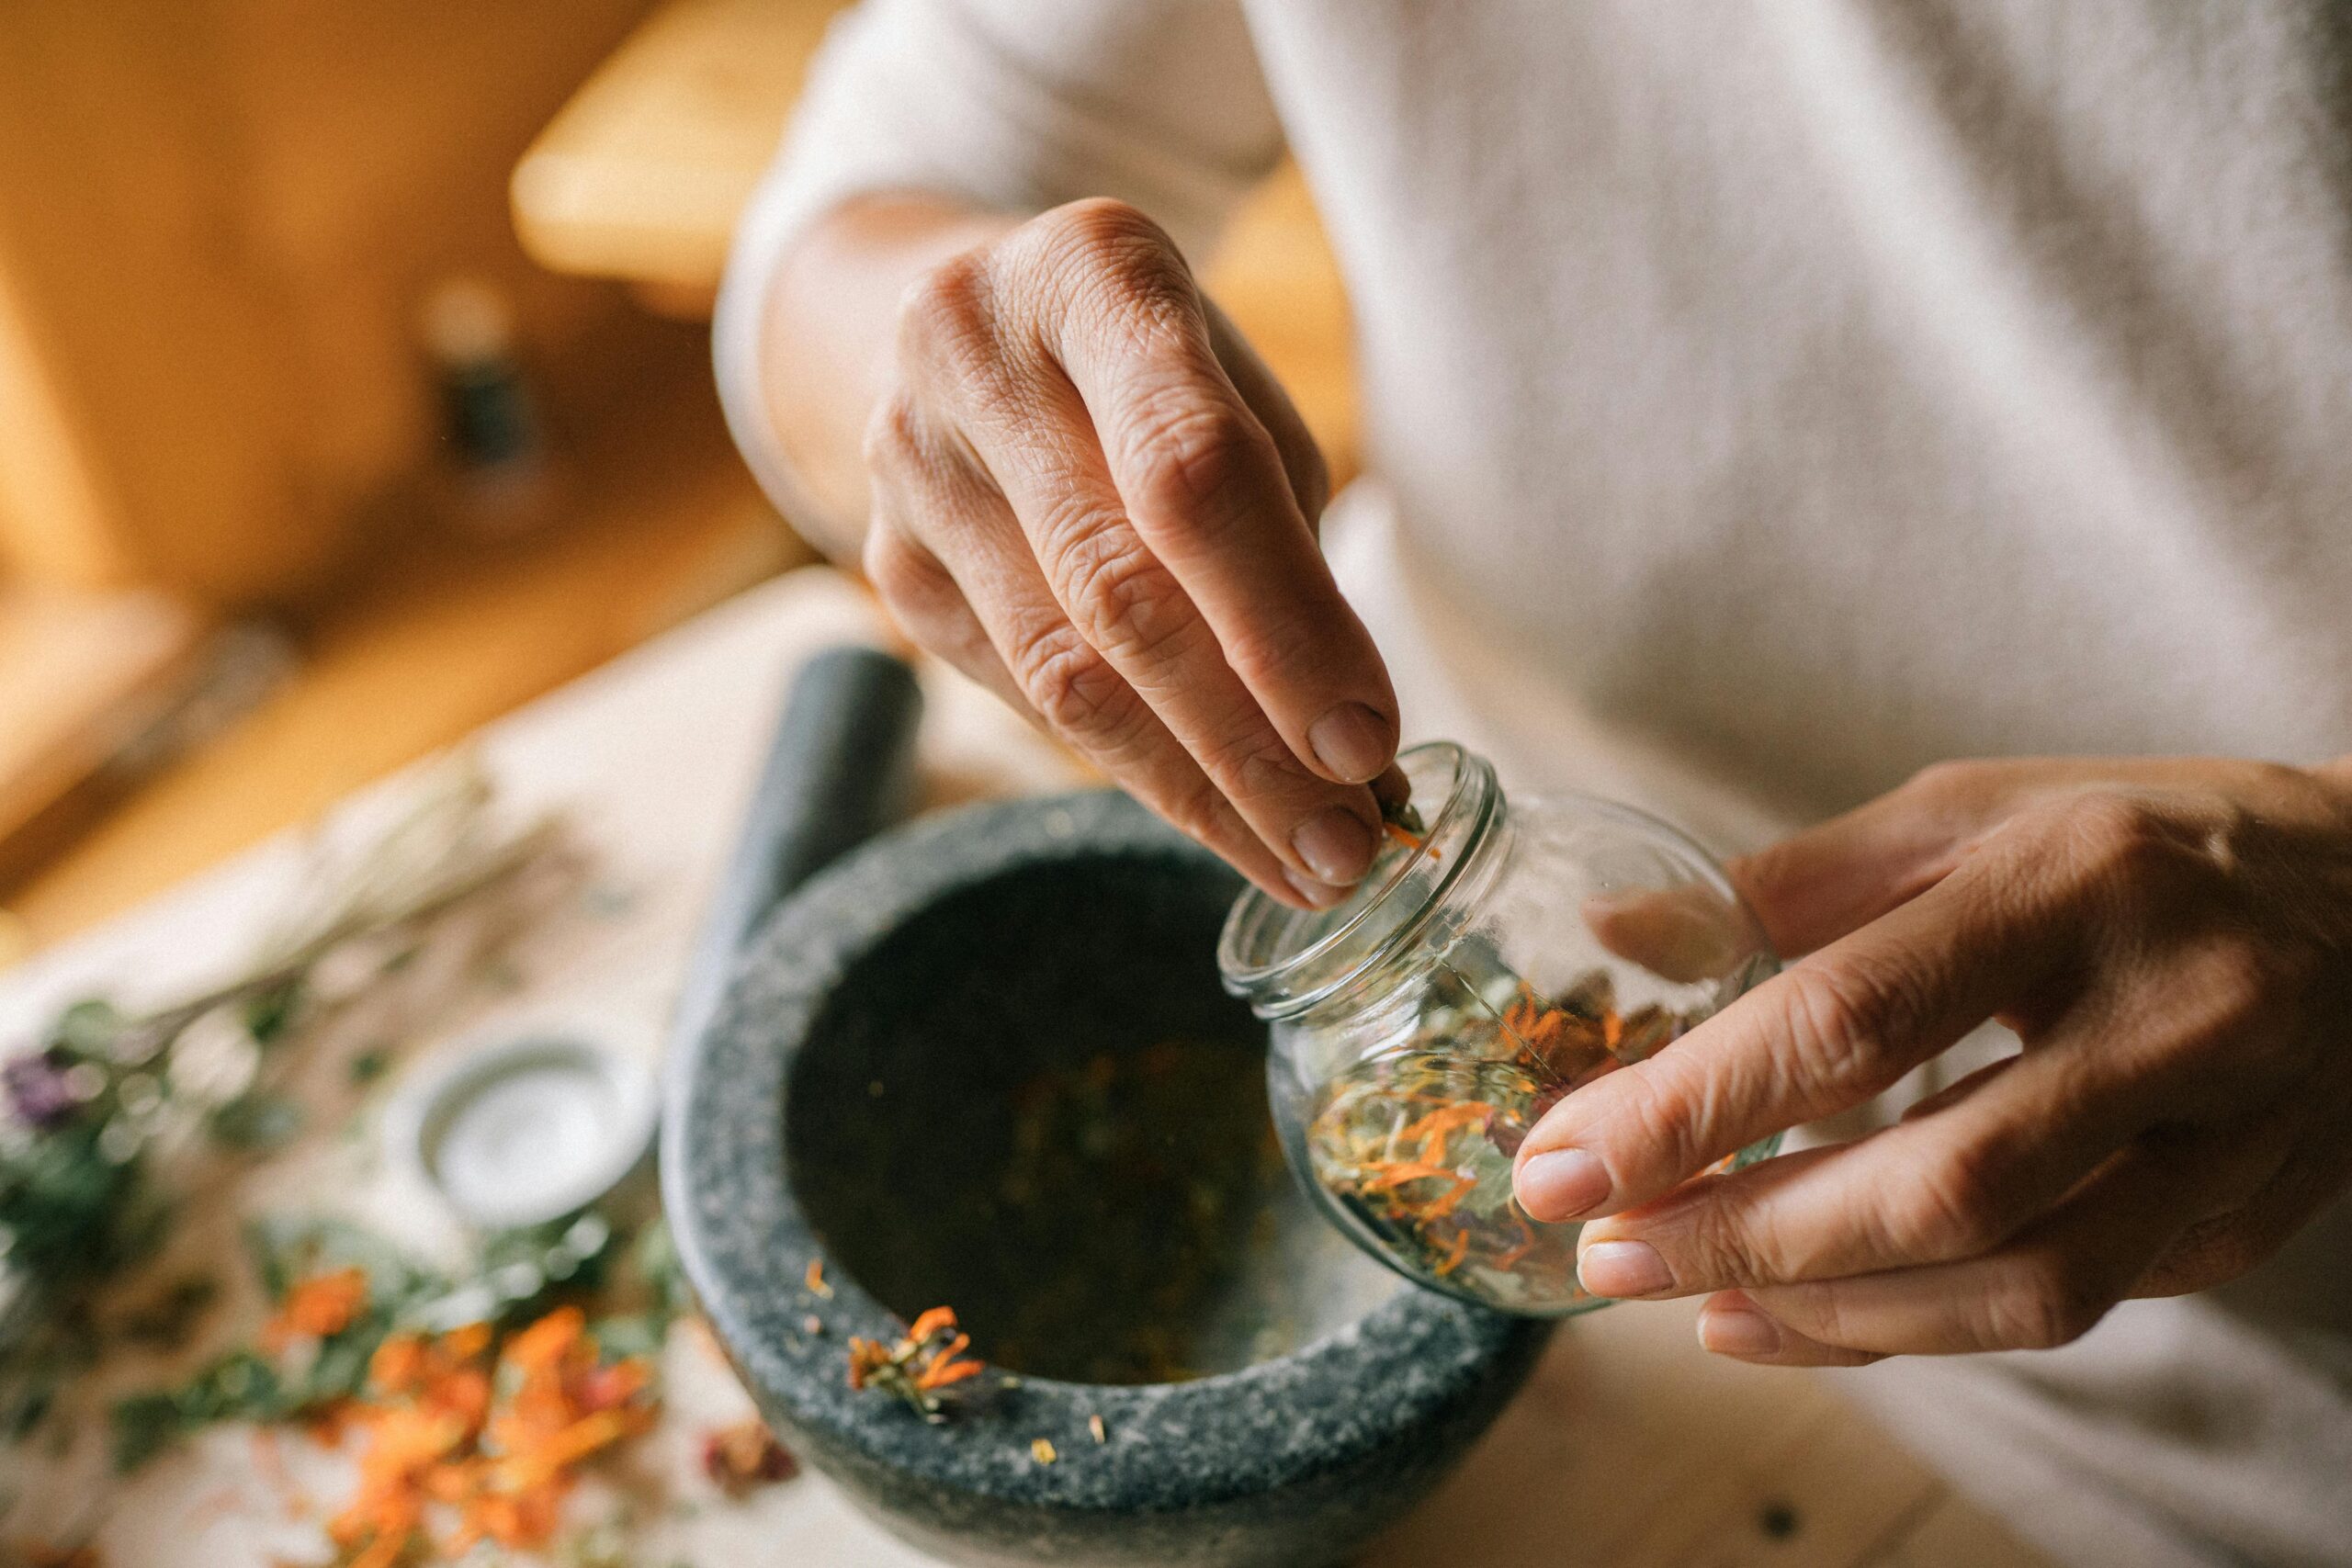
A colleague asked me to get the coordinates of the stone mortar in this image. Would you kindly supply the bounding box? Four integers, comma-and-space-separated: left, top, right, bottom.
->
666, 790, 1551, 1566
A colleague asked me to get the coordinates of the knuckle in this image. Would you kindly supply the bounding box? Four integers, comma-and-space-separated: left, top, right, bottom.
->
861, 390, 927, 475
1189, 716, 1315, 803
1988, 1255, 2109, 1349
1882, 1142, 2011, 1262
898, 248, 1002, 376
1677, 1190, 1777, 1284
1050, 529, 1198, 670
2189, 935, 2278, 1028
1607, 1063, 1713, 1188
1216, 604, 1326, 691
1122, 397, 1263, 526
1150, 771, 1234, 848
2058, 793, 2189, 893
2161, 1214, 2279, 1293
2226, 759, 2315, 812
1778, 956, 1931, 1098
1778, 1280, 1859, 1347
860, 523, 918, 599
1008, 621, 1132, 742
862, 526, 956, 622
1905, 758, 1992, 802
2165, 935, 2315, 1092
1036, 197, 1185, 287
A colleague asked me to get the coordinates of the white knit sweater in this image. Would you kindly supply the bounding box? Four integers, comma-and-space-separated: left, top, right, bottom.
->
715, 5, 2352, 1563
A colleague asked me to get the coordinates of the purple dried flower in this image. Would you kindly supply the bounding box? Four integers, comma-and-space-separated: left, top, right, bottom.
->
4, 1047, 84, 1131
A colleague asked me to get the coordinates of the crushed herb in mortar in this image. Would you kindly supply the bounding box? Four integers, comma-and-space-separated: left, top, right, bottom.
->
805, 1037, 1296, 1387
981, 1042, 1289, 1382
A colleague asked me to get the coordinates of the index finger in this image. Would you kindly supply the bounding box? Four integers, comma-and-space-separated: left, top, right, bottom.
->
1513, 840, 2075, 1221
1028, 203, 1400, 787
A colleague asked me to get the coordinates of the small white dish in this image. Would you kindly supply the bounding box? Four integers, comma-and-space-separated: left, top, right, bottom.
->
384, 1031, 658, 1232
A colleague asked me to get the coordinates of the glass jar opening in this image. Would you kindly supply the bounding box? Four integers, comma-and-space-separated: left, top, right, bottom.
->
1217, 742, 1500, 1020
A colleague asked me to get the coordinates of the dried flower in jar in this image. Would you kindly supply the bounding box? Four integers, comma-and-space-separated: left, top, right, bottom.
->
1301, 965, 1689, 1311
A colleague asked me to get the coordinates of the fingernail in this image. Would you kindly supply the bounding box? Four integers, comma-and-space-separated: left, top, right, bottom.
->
1578, 1240, 1673, 1298
1307, 703, 1394, 784
1283, 869, 1348, 909
1698, 1302, 1783, 1358
1292, 807, 1376, 885
1514, 1148, 1612, 1220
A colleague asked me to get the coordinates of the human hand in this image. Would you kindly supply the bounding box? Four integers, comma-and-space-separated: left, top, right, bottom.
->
859, 197, 1399, 907
1511, 757, 2352, 1363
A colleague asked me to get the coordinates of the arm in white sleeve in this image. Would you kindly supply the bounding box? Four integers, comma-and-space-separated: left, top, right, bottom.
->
713, 0, 1286, 525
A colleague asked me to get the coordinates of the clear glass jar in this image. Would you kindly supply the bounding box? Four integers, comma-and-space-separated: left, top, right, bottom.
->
1216, 742, 1781, 1316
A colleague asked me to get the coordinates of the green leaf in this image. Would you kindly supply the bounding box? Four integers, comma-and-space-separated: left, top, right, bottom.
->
207, 1093, 304, 1152
300, 1316, 390, 1406
242, 981, 304, 1046
49, 998, 125, 1059
108, 1392, 182, 1472
589, 1314, 666, 1362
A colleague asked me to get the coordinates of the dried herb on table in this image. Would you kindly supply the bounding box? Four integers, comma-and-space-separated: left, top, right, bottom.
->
846, 1306, 983, 1423
0, 759, 577, 1452
109, 1203, 683, 1564
700, 1418, 797, 1494
108, 1208, 655, 1472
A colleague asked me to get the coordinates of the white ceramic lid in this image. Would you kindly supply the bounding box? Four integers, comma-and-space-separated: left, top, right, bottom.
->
385, 1032, 657, 1232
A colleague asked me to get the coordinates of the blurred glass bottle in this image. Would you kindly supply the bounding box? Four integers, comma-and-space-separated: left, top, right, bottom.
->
418, 276, 561, 536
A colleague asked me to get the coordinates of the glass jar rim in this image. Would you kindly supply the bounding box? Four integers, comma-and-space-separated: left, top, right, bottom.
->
1217, 741, 1499, 1018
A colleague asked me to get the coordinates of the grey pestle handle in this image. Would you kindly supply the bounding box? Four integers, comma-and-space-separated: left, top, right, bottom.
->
665, 644, 924, 1066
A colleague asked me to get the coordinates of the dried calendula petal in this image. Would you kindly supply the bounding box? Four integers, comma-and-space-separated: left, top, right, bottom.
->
845, 1306, 983, 1422
1031, 1438, 1057, 1464
804, 1259, 833, 1299
1088, 1414, 1106, 1444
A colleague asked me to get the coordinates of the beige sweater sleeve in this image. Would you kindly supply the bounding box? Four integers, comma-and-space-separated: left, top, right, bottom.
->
713, 0, 1286, 520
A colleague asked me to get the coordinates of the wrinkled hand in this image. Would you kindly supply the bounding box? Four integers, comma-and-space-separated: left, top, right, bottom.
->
861, 197, 1399, 907
1512, 758, 2352, 1364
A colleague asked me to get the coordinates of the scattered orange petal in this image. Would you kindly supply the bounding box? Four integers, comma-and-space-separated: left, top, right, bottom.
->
259, 1268, 368, 1351
500, 1305, 584, 1373
702, 1418, 798, 1495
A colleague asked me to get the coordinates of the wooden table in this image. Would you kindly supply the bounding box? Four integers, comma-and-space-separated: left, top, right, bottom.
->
0, 569, 2046, 1567
511, 0, 1360, 482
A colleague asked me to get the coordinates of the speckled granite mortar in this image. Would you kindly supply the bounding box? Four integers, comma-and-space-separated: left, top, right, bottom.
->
665, 791, 1551, 1567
